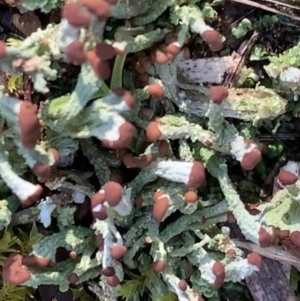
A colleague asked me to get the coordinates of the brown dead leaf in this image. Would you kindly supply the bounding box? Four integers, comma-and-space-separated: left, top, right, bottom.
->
11, 11, 41, 37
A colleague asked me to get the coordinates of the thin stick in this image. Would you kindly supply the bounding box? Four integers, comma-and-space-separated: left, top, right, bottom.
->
223, 31, 259, 87
228, 223, 298, 301
229, 0, 300, 21
232, 238, 300, 270
263, 0, 300, 11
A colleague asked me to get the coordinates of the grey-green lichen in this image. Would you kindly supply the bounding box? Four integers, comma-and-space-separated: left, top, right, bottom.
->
0, 0, 296, 301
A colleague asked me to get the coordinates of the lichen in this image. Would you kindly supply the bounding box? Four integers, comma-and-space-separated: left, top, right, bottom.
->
0, 1, 295, 301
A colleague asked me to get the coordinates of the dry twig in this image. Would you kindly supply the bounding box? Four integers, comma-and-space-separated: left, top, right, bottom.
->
228, 0, 300, 21
223, 31, 259, 87
229, 223, 298, 301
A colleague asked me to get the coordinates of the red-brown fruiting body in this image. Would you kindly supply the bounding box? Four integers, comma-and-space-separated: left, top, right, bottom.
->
209, 86, 229, 104
184, 191, 198, 203
122, 153, 137, 168
134, 154, 154, 169
289, 231, 300, 248
146, 121, 162, 142
32, 162, 51, 183
158, 140, 170, 157
211, 261, 225, 288
201, 29, 223, 52
187, 161, 206, 189
112, 88, 135, 109
86, 49, 111, 80
145, 236, 153, 244
69, 251, 77, 260
247, 253, 263, 270
240, 141, 262, 171
178, 279, 188, 291
66, 40, 86, 65
152, 48, 170, 65
151, 260, 166, 273
91, 191, 105, 205
275, 171, 298, 189
101, 266, 115, 277
22, 255, 54, 268
95, 43, 116, 60
148, 84, 165, 98
68, 273, 79, 284
110, 245, 127, 259
93, 210, 108, 223
101, 122, 134, 149
93, 58, 111, 80
81, 0, 111, 20
166, 43, 181, 56
32, 148, 60, 183
91, 192, 107, 220
152, 195, 169, 222
21, 185, 43, 208
0, 41, 7, 59
281, 237, 298, 252
122, 153, 154, 169
18, 101, 41, 149
103, 181, 123, 207
3, 253, 31, 285
62, 2, 91, 27
159, 44, 174, 60
107, 275, 120, 287
258, 226, 275, 247
153, 189, 164, 201
278, 229, 290, 240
